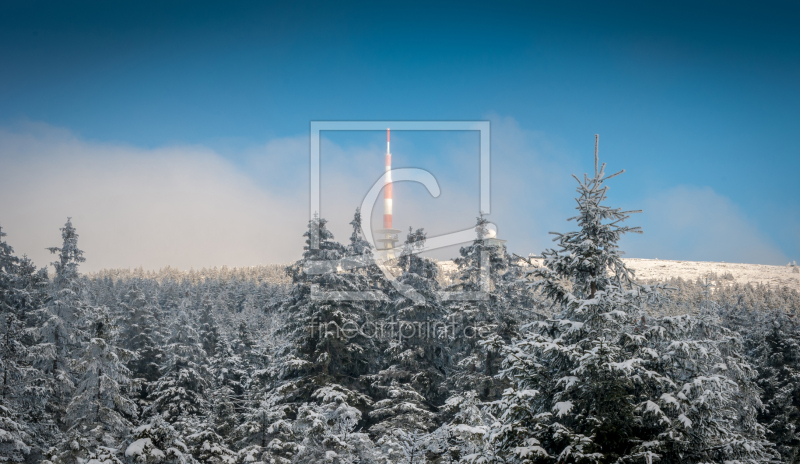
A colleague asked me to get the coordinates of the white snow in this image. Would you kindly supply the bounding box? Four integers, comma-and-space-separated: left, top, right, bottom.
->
453, 258, 800, 291
453, 424, 488, 435
556, 376, 580, 389
659, 393, 680, 408
131, 424, 152, 434
553, 401, 574, 417
518, 389, 539, 398
125, 438, 151, 457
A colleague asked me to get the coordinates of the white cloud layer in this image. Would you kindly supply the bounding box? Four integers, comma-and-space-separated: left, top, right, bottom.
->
0, 123, 308, 272
0, 119, 789, 273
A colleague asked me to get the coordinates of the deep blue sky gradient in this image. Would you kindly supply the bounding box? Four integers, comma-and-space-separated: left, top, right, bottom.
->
0, 0, 798, 262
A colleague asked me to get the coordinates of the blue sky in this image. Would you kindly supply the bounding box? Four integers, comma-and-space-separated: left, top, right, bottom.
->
0, 1, 797, 270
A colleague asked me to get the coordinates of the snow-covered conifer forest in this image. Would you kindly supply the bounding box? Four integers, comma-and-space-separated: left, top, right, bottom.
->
2, 158, 799, 464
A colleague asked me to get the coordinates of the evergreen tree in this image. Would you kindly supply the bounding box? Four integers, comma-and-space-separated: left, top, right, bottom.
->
483, 153, 774, 463
365, 228, 448, 454
347, 207, 373, 258
123, 415, 195, 463
0, 227, 35, 462
278, 215, 382, 381
0, 224, 20, 315
430, 390, 499, 463
0, 226, 54, 461
145, 300, 209, 431
33, 219, 88, 429
241, 216, 385, 463
754, 316, 800, 463
293, 385, 382, 464
122, 282, 166, 400
233, 318, 294, 463
235, 383, 298, 464
726, 307, 800, 463
445, 216, 534, 402
234, 321, 255, 355
15, 255, 50, 328
52, 306, 137, 463
368, 379, 436, 438
0, 402, 32, 463
199, 297, 220, 358
208, 337, 247, 446
0, 225, 25, 403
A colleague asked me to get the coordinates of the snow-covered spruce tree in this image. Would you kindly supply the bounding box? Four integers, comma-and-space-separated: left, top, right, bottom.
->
207, 336, 248, 447
14, 253, 50, 330
244, 215, 384, 463
277, 215, 385, 380
122, 283, 166, 401
752, 315, 800, 463
199, 297, 220, 358
482, 152, 774, 463
0, 224, 24, 403
347, 207, 373, 258
450, 217, 509, 296
233, 315, 295, 463
144, 305, 235, 463
32, 219, 88, 431
723, 306, 800, 463
0, 326, 34, 463
234, 320, 255, 355
145, 298, 208, 424
366, 365, 442, 462
51, 305, 137, 463
363, 227, 448, 459
235, 382, 299, 464
185, 426, 236, 464
123, 415, 194, 463
1, 226, 53, 461
142, 297, 233, 464
0, 402, 32, 463
0, 225, 36, 462
396, 227, 440, 300
429, 390, 502, 463
387, 227, 451, 402
0, 224, 20, 314
445, 216, 535, 402
292, 385, 383, 464
344, 208, 393, 304
196, 297, 242, 460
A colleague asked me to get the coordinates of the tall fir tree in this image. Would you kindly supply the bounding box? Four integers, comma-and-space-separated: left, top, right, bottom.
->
52, 306, 137, 463
723, 306, 800, 463
482, 150, 774, 463
445, 216, 534, 402
199, 296, 220, 358
0, 225, 35, 462
122, 282, 166, 401
33, 219, 88, 431
365, 228, 447, 455
145, 298, 209, 430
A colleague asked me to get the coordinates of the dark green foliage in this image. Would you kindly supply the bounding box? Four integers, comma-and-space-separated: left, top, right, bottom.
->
723, 305, 800, 463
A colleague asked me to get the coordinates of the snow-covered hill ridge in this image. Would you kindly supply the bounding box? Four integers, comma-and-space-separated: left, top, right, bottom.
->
438, 258, 800, 291
619, 258, 799, 291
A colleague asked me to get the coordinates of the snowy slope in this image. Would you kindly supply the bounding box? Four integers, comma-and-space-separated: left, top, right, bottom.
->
621, 258, 800, 291
438, 258, 800, 291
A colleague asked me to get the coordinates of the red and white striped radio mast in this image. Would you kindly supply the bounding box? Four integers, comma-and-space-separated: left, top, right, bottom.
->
375, 128, 401, 257
384, 128, 393, 228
